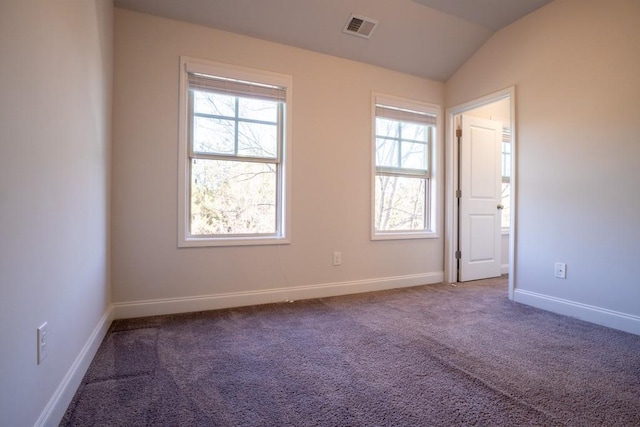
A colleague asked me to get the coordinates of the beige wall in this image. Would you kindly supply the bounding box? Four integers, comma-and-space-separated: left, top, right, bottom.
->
0, 0, 113, 425
111, 10, 444, 310
447, 0, 640, 329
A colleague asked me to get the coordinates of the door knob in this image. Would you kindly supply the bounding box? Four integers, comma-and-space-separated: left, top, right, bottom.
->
497, 204, 504, 210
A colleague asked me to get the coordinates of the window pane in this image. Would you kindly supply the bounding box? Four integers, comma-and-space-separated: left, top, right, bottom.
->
401, 122, 428, 142
375, 175, 426, 231
376, 118, 399, 138
401, 141, 427, 171
238, 122, 277, 158
193, 91, 235, 117
376, 138, 399, 168
190, 159, 277, 235
502, 142, 511, 178
193, 117, 235, 154
501, 182, 510, 229
238, 98, 278, 122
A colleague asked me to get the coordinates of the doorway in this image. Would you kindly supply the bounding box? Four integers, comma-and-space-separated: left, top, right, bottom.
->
445, 88, 516, 299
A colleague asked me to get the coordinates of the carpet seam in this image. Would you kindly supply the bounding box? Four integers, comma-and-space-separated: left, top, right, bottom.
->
407, 335, 568, 426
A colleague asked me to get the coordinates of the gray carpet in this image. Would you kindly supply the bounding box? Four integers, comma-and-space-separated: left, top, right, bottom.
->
61, 277, 640, 426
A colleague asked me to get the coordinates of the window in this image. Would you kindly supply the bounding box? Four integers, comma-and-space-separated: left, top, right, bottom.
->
372, 94, 439, 239
178, 58, 292, 247
501, 127, 511, 231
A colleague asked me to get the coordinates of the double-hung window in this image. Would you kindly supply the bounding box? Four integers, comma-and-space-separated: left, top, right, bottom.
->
373, 95, 438, 239
178, 58, 292, 247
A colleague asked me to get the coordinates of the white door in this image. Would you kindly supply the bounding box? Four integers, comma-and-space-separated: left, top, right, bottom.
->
459, 115, 503, 282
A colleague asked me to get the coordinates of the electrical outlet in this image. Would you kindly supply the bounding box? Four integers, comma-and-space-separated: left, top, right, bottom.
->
554, 262, 567, 279
37, 322, 48, 364
333, 251, 342, 266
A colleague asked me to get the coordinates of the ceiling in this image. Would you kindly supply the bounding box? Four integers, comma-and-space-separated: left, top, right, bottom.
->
114, 0, 553, 82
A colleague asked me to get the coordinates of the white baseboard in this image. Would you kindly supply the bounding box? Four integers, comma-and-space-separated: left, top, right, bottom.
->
514, 289, 640, 335
501, 264, 509, 275
35, 306, 113, 427
113, 272, 444, 320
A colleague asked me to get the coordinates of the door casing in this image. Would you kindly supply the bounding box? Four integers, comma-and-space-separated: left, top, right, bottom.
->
444, 87, 516, 299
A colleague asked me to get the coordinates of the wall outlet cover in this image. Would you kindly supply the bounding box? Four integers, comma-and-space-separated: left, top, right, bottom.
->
37, 322, 48, 364
554, 262, 567, 279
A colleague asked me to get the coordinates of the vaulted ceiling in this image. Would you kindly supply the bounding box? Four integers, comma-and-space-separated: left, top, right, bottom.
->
114, 0, 553, 82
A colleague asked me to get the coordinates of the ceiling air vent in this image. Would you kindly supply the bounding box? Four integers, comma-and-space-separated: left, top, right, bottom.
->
343, 14, 378, 39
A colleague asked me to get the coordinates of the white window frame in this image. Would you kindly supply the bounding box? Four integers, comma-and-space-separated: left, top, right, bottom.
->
371, 93, 440, 240
178, 57, 292, 247
501, 126, 511, 235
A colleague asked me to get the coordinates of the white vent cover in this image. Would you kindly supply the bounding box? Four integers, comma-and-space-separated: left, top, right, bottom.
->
343, 14, 378, 39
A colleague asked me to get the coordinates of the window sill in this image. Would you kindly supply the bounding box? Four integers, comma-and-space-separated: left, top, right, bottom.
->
372, 231, 438, 241
179, 235, 290, 248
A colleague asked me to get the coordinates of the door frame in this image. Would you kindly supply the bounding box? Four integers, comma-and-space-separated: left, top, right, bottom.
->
444, 87, 516, 299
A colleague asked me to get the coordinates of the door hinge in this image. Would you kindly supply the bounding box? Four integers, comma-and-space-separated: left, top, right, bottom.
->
455, 250, 461, 259
455, 189, 461, 198
456, 129, 462, 138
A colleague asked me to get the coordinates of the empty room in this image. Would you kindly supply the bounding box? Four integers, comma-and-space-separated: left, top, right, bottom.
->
1, 0, 639, 425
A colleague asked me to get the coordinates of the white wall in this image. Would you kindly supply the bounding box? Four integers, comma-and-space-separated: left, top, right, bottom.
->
111, 9, 445, 316
446, 0, 640, 333
0, 1, 113, 425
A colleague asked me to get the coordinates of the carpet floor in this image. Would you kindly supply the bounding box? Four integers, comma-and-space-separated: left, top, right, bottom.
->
61, 277, 640, 426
